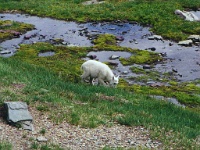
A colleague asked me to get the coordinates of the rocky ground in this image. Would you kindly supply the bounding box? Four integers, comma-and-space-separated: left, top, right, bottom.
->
0, 105, 162, 150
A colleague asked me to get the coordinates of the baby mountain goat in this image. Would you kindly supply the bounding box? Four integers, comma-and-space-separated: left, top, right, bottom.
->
81, 60, 119, 87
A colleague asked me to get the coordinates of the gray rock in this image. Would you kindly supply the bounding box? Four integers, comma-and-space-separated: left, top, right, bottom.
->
146, 47, 156, 51
0, 50, 12, 55
109, 55, 120, 60
148, 35, 163, 40
37, 136, 48, 142
12, 31, 21, 37
188, 35, 200, 42
175, 10, 199, 21
24, 35, 31, 40
21, 120, 34, 131
143, 65, 151, 69
166, 98, 185, 108
178, 39, 193, 46
116, 36, 124, 41
4, 101, 33, 123
147, 81, 156, 85
108, 61, 118, 66
67, 43, 79, 47
4, 101, 34, 131
87, 55, 97, 59
82, 0, 105, 5
62, 41, 68, 45
150, 95, 185, 108
122, 71, 129, 74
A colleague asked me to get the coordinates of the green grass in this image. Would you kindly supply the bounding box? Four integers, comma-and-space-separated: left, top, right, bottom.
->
0, 56, 200, 149
30, 142, 64, 150
0, 142, 12, 150
1, 0, 200, 40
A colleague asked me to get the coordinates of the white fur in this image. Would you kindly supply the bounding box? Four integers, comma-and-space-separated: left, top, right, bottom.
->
81, 60, 119, 87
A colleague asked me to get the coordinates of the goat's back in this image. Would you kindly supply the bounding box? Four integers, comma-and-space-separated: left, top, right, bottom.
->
81, 60, 113, 78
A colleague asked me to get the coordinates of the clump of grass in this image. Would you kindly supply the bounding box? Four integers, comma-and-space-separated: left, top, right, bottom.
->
0, 141, 12, 150
40, 128, 46, 135
93, 34, 117, 47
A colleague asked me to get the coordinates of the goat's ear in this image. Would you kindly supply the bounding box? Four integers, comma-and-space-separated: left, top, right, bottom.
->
116, 75, 120, 78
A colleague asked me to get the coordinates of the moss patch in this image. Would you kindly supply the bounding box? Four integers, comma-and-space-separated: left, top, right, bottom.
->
120, 50, 162, 65
93, 34, 163, 65
0, 20, 34, 42
122, 82, 200, 107
13, 42, 90, 82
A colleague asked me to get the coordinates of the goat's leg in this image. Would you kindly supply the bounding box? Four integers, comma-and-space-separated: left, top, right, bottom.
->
89, 77, 94, 85
98, 78, 108, 86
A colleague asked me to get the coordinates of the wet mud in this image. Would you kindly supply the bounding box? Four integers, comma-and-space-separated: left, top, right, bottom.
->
0, 13, 200, 82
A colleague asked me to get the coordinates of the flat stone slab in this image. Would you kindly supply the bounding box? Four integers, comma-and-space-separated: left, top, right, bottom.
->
148, 35, 163, 40
178, 39, 193, 46
4, 101, 33, 123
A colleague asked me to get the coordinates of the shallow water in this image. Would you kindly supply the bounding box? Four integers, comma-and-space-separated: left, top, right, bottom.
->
0, 13, 200, 81
38, 51, 55, 57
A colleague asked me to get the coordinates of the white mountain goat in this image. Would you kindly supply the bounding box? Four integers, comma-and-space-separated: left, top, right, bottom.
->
81, 60, 119, 87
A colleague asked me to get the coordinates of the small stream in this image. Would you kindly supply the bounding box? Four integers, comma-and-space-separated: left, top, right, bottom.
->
0, 13, 200, 82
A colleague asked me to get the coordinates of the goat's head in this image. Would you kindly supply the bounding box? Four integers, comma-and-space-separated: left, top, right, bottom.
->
110, 75, 119, 87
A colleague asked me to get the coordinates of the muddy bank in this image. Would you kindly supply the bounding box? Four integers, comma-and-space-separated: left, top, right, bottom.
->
0, 13, 200, 82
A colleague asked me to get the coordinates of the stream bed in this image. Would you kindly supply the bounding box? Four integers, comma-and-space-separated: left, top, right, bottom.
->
0, 13, 200, 82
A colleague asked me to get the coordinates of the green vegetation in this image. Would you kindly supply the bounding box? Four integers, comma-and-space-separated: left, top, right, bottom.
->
120, 50, 162, 65
30, 142, 64, 150
0, 0, 200, 149
0, 142, 12, 150
128, 83, 200, 107
93, 34, 162, 65
0, 33, 199, 149
13, 42, 89, 82
0, 57, 200, 149
0, 0, 200, 40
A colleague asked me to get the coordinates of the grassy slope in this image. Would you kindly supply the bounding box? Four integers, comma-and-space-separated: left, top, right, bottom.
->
0, 55, 200, 149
